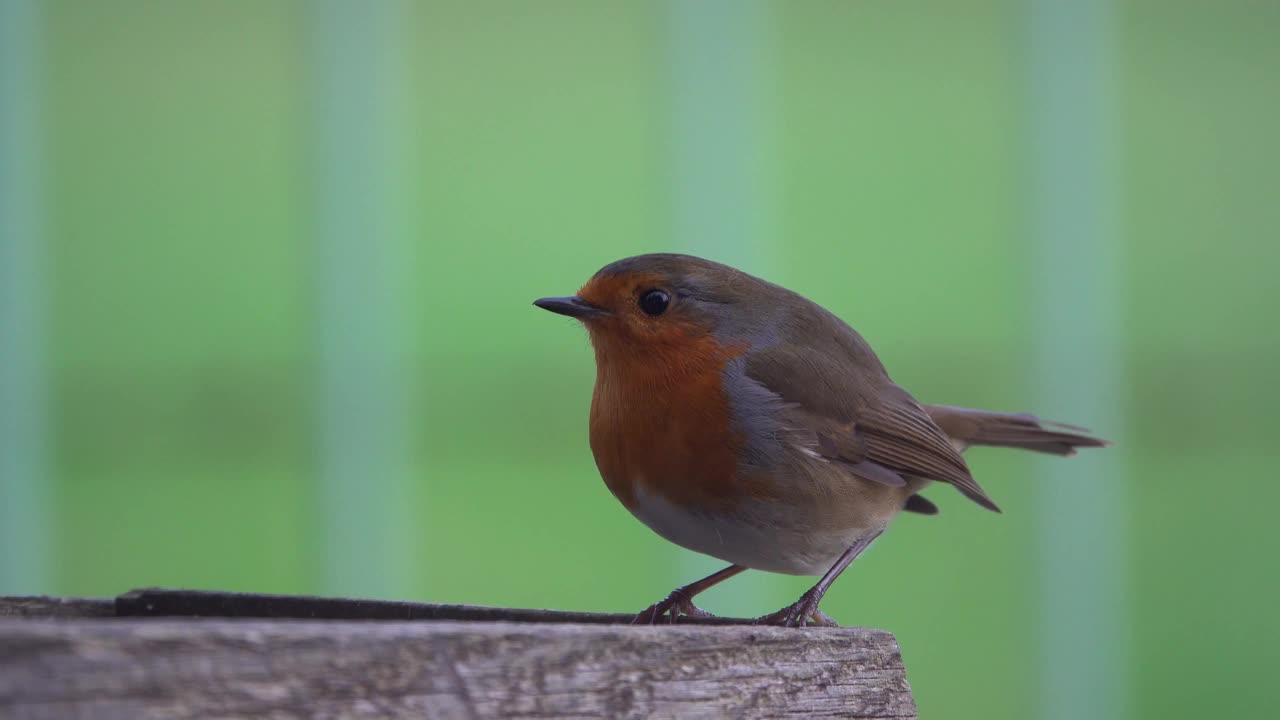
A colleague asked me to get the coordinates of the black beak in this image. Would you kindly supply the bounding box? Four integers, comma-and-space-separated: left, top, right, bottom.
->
533, 295, 609, 319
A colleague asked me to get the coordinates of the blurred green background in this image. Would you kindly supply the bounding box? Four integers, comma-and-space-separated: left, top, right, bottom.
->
2, 1, 1277, 719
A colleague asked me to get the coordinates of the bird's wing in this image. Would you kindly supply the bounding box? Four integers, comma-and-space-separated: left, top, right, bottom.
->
743, 344, 1001, 512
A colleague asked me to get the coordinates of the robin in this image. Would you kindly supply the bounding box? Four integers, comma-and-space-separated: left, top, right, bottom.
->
535, 254, 1107, 627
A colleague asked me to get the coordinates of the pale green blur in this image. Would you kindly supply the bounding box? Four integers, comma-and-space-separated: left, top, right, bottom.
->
7, 2, 1278, 719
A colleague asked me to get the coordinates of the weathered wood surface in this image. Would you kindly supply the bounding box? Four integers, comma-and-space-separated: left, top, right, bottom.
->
0, 595, 112, 618
0, 593, 917, 720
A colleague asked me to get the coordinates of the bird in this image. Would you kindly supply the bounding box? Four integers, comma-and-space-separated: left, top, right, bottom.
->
534, 253, 1108, 627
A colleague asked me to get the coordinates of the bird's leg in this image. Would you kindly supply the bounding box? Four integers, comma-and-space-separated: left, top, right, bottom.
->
632, 564, 747, 624
755, 529, 884, 628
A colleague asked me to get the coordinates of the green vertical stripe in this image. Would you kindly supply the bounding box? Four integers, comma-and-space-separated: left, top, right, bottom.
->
0, 0, 50, 594
670, 0, 774, 274
1028, 1, 1131, 718
668, 0, 778, 616
311, 0, 414, 599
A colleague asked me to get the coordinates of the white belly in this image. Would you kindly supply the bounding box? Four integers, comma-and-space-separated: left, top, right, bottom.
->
628, 484, 875, 576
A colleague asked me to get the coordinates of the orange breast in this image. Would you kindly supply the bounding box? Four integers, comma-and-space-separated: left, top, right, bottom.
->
587, 332, 768, 513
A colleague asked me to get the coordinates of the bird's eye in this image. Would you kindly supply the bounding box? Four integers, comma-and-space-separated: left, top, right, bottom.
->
638, 289, 670, 316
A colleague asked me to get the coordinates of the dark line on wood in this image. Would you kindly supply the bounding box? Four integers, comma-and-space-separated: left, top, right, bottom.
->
113, 588, 758, 625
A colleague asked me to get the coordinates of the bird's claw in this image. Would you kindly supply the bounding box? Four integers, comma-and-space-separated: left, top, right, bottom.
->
631, 590, 719, 624
753, 605, 811, 627
753, 593, 838, 628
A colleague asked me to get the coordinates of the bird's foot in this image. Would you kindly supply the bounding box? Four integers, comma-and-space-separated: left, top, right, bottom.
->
631, 589, 719, 625
753, 591, 839, 628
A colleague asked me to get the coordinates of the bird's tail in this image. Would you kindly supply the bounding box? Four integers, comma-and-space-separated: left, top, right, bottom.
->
924, 404, 1109, 456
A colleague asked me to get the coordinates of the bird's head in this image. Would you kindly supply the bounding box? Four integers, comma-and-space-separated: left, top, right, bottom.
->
533, 253, 780, 355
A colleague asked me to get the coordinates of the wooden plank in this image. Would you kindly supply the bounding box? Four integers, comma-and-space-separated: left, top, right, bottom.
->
0, 595, 916, 719
0, 595, 112, 618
